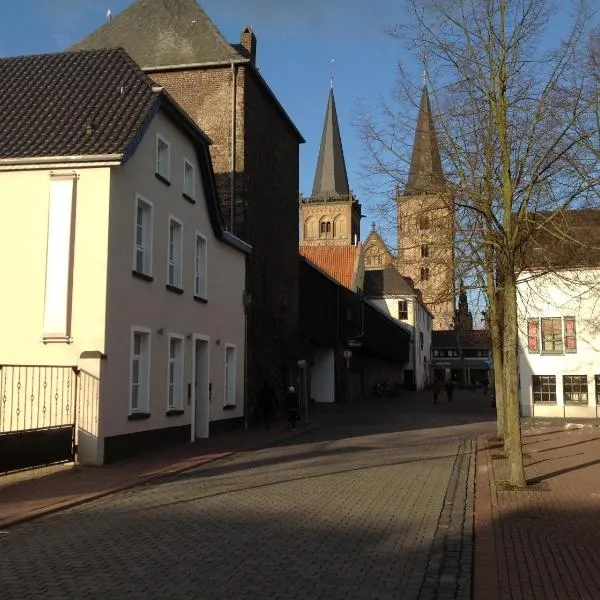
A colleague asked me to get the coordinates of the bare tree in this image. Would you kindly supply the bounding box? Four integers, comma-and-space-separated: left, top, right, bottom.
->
359, 0, 599, 486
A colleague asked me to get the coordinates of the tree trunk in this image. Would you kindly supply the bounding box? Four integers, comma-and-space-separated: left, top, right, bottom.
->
502, 273, 526, 487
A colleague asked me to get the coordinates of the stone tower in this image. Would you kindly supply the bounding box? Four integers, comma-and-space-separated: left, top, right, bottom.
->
396, 85, 455, 330
299, 86, 361, 246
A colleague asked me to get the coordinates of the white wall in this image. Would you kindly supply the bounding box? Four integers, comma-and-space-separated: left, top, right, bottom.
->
517, 269, 600, 418
311, 348, 335, 403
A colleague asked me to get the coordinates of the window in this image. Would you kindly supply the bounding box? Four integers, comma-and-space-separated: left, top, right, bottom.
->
319, 220, 332, 238
183, 159, 195, 200
167, 218, 183, 289
167, 336, 184, 411
419, 214, 430, 230
595, 375, 600, 404
134, 196, 153, 277
420, 267, 430, 282
419, 331, 424, 350
433, 349, 440, 357
224, 345, 237, 407
564, 317, 577, 353
527, 318, 539, 353
541, 317, 563, 353
420, 244, 429, 258
156, 135, 170, 182
194, 233, 208, 299
130, 329, 151, 414
532, 375, 556, 404
398, 300, 408, 320
563, 375, 588, 404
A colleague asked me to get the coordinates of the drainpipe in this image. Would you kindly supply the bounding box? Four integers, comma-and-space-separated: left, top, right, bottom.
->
230, 62, 237, 234
413, 297, 418, 390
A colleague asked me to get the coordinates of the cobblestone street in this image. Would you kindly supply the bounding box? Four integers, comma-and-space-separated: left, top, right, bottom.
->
1, 392, 494, 600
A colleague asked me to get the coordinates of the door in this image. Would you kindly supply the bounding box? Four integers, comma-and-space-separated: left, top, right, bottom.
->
194, 338, 210, 439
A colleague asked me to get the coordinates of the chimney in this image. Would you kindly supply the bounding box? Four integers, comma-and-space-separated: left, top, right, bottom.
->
240, 26, 257, 65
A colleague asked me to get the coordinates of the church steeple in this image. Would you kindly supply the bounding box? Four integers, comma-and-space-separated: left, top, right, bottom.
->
312, 88, 350, 197
404, 85, 445, 196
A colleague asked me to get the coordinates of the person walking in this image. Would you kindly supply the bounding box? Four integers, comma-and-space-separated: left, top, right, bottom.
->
445, 378, 455, 402
432, 379, 442, 404
285, 385, 300, 430
258, 381, 277, 430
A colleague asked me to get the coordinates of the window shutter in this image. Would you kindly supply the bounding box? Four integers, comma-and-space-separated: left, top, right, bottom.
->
527, 318, 539, 353
564, 317, 577, 353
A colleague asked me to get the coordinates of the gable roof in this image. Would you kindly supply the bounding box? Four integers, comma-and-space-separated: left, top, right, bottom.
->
0, 48, 158, 162
312, 88, 350, 198
405, 85, 446, 196
0, 47, 250, 255
363, 268, 415, 297
364, 228, 394, 257
299, 244, 361, 290
72, 0, 242, 69
519, 209, 600, 271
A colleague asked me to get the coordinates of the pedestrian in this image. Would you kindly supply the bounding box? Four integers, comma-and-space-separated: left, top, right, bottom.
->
258, 381, 277, 430
445, 378, 455, 402
285, 385, 300, 430
432, 379, 442, 404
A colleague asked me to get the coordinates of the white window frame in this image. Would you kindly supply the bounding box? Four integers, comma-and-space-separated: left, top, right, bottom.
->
195, 232, 208, 300
183, 158, 196, 200
133, 195, 154, 276
156, 134, 171, 182
224, 344, 237, 407
167, 216, 183, 288
130, 327, 151, 415
167, 334, 185, 411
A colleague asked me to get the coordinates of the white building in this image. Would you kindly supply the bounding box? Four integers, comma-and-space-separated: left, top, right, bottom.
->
0, 49, 250, 468
364, 268, 433, 390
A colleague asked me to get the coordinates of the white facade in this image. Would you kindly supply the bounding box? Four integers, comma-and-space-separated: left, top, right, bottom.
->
517, 269, 600, 418
366, 295, 433, 390
0, 110, 248, 465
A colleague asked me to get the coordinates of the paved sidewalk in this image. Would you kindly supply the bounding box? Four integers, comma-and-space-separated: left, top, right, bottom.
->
474, 424, 600, 600
0, 414, 327, 529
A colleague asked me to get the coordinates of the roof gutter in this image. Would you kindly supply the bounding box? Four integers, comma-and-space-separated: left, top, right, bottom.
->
0, 154, 123, 166
142, 58, 249, 73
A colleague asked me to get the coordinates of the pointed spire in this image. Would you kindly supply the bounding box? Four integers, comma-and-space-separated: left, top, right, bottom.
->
312, 87, 350, 197
404, 85, 445, 196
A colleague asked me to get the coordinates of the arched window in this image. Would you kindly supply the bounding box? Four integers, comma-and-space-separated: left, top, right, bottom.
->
333, 215, 346, 238
420, 266, 430, 281
304, 217, 317, 240
319, 217, 332, 238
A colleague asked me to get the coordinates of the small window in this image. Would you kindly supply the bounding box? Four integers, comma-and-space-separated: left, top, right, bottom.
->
167, 218, 183, 289
420, 244, 429, 258
167, 336, 184, 411
183, 159, 195, 200
130, 329, 151, 414
156, 135, 171, 182
134, 196, 153, 276
563, 375, 588, 404
195, 234, 208, 299
420, 267, 430, 282
419, 214, 430, 231
564, 317, 577, 353
398, 300, 408, 320
419, 331, 424, 351
532, 375, 556, 404
541, 317, 563, 353
527, 318, 539, 353
433, 349, 439, 357
595, 375, 600, 404
225, 345, 237, 407
319, 220, 332, 238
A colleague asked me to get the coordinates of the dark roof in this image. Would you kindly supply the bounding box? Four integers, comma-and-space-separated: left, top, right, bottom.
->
0, 47, 250, 256
363, 268, 415, 297
0, 48, 157, 161
519, 209, 600, 271
72, 0, 242, 68
405, 85, 445, 196
311, 88, 350, 197
432, 329, 490, 349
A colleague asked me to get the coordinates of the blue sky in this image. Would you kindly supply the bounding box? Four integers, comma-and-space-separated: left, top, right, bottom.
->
1, 0, 411, 235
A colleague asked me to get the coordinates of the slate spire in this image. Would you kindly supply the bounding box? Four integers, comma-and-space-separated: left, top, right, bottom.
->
312, 87, 350, 197
404, 85, 445, 196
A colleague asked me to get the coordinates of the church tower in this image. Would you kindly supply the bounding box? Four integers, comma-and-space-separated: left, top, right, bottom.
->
299, 86, 361, 246
396, 85, 455, 329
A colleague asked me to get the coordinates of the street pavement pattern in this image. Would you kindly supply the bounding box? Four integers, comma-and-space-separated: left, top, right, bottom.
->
1, 393, 494, 600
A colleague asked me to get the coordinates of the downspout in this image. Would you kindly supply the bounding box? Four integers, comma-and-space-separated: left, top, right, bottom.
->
230, 62, 237, 234
413, 297, 418, 390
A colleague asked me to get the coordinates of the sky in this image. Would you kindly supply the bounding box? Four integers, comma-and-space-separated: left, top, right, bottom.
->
1, 0, 412, 235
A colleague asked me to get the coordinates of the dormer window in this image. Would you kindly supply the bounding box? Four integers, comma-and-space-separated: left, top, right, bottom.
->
156, 135, 171, 183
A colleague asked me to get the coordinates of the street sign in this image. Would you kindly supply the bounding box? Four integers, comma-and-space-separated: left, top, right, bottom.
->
343, 349, 352, 359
